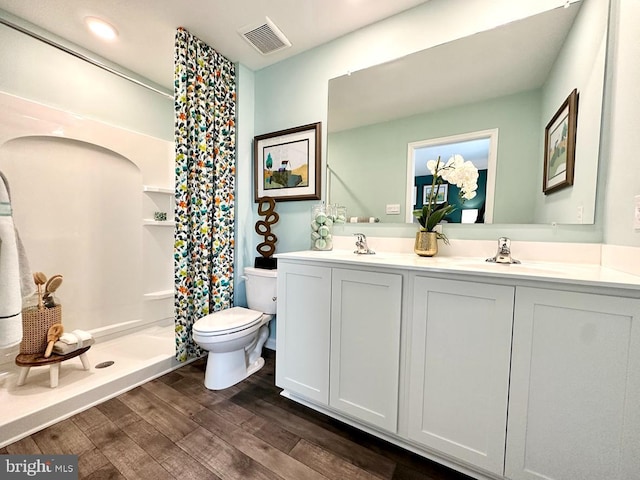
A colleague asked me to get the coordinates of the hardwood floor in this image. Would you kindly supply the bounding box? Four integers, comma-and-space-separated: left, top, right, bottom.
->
0, 350, 472, 480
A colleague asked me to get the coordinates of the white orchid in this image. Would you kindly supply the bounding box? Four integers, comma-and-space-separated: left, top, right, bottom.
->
438, 154, 478, 200
414, 154, 480, 241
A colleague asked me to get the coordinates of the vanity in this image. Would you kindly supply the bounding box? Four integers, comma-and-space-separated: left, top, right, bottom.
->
274, 248, 640, 480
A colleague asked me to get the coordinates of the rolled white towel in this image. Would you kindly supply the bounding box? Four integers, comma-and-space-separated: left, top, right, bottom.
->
58, 330, 94, 347
53, 330, 95, 355
0, 172, 23, 349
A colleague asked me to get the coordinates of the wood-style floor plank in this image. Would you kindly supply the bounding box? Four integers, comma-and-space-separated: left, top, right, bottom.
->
31, 418, 94, 456
159, 448, 222, 480
77, 447, 112, 478
83, 420, 174, 480
95, 397, 141, 429
231, 393, 397, 479
83, 463, 127, 480
169, 375, 228, 408
177, 426, 282, 480
4, 349, 472, 480
290, 438, 382, 480
5, 436, 42, 454
239, 414, 300, 454
72, 404, 116, 434
117, 386, 199, 442
193, 407, 328, 480
141, 379, 206, 418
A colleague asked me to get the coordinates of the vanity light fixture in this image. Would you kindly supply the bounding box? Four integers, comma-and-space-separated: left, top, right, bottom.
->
85, 16, 118, 41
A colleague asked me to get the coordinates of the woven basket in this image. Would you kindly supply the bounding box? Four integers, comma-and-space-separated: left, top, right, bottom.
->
20, 305, 62, 355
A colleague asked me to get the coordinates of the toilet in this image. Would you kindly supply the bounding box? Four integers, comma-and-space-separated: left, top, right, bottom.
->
192, 267, 277, 390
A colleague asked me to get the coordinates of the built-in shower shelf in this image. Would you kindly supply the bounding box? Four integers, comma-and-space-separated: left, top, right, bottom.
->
143, 185, 174, 195
143, 290, 174, 300
143, 220, 176, 226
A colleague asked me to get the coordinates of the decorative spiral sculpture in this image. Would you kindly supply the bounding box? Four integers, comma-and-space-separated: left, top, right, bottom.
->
255, 196, 279, 258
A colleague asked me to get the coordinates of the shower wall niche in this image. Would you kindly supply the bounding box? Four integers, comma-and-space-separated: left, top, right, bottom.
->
0, 92, 174, 347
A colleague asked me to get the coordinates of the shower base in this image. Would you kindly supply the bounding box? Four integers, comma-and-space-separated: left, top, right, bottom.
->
0, 321, 190, 448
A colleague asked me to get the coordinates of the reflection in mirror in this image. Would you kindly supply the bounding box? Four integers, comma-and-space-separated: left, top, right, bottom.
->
327, 0, 608, 226
406, 129, 498, 224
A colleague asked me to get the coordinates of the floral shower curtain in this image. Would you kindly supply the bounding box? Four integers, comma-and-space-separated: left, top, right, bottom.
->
174, 27, 236, 362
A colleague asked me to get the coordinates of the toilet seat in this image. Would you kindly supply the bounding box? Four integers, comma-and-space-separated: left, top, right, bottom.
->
193, 306, 263, 337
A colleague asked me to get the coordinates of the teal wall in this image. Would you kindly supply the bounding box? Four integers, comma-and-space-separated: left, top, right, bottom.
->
328, 90, 541, 225
415, 171, 488, 224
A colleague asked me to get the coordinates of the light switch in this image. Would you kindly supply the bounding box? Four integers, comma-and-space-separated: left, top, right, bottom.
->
386, 204, 401, 215
635, 195, 640, 230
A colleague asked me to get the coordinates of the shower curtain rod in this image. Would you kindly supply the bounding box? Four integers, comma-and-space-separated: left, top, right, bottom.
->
0, 17, 173, 100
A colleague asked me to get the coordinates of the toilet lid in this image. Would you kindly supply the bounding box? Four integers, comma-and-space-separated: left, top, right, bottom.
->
193, 306, 263, 335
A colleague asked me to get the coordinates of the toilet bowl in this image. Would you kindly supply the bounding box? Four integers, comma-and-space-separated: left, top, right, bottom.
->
192, 267, 276, 390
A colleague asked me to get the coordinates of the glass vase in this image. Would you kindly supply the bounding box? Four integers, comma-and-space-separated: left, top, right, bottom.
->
310, 203, 333, 251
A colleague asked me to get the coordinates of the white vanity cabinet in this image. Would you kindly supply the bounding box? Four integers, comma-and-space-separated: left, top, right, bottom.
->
407, 276, 514, 476
505, 287, 640, 480
275, 251, 640, 480
276, 259, 403, 431
330, 268, 402, 431
276, 261, 402, 432
275, 262, 331, 403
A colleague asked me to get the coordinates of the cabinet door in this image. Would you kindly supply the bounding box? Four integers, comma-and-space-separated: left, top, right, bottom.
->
330, 268, 402, 432
275, 262, 331, 404
506, 287, 640, 480
407, 276, 514, 476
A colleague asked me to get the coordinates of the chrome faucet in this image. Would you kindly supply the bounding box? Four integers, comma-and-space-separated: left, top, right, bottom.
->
353, 233, 375, 255
486, 237, 520, 264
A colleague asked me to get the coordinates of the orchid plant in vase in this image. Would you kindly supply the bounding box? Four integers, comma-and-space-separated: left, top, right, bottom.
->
414, 154, 479, 245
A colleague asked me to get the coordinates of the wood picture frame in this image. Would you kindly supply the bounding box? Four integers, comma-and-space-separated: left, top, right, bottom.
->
543, 89, 578, 194
253, 122, 322, 202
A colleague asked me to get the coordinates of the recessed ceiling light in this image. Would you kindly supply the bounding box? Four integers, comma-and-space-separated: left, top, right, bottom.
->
85, 16, 118, 41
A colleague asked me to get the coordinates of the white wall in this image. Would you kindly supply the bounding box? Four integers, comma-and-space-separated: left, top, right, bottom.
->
0, 93, 174, 346
0, 22, 173, 141
0, 20, 175, 349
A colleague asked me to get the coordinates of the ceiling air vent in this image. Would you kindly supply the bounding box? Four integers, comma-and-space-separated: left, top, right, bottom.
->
239, 16, 291, 55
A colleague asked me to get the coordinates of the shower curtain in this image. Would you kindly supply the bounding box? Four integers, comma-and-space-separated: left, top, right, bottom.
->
174, 27, 236, 362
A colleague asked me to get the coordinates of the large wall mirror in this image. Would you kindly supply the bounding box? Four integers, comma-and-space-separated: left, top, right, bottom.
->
327, 0, 608, 226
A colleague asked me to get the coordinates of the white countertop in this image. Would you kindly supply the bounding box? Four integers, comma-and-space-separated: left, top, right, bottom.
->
275, 249, 640, 293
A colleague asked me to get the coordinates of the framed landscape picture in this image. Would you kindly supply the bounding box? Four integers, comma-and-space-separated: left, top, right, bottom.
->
253, 122, 321, 202
423, 183, 448, 205
543, 89, 578, 194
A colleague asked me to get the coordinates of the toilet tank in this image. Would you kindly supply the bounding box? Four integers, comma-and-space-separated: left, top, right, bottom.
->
243, 267, 277, 314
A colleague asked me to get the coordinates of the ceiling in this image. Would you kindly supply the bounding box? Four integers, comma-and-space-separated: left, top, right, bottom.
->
0, 0, 430, 91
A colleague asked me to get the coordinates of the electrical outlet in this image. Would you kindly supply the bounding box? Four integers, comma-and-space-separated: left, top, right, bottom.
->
386, 204, 401, 215
635, 195, 640, 230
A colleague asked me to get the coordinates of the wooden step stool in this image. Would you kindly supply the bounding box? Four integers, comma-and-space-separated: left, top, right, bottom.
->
15, 346, 91, 388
